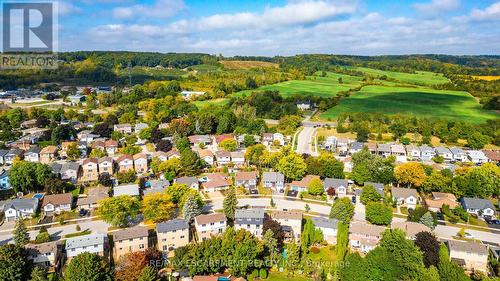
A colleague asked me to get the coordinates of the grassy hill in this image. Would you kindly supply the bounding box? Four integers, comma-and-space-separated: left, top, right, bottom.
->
320, 85, 498, 123
351, 67, 450, 86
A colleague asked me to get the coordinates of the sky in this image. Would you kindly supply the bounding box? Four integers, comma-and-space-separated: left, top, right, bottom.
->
51, 0, 500, 55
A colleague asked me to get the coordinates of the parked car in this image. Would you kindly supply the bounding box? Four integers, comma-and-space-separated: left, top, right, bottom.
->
351, 196, 356, 204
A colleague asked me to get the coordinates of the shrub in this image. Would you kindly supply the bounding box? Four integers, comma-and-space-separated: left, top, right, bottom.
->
35, 231, 51, 244
259, 268, 268, 279
76, 225, 81, 232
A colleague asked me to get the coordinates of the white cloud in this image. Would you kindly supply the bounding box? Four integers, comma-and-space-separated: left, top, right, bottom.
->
58, 1, 82, 16
112, 0, 185, 20
468, 1, 500, 21
413, 0, 460, 16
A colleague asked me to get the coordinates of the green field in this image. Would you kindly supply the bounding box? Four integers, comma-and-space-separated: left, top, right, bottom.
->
235, 72, 363, 98
320, 85, 498, 123
192, 98, 229, 108
351, 67, 450, 86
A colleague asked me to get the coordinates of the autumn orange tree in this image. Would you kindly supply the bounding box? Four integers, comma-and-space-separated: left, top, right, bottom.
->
394, 162, 427, 188
115, 248, 161, 281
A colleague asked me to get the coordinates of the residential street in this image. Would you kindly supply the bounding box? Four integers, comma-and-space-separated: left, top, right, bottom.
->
295, 126, 318, 156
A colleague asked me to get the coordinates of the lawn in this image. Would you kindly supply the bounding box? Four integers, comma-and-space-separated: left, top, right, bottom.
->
192, 98, 229, 108
351, 67, 450, 86
235, 72, 364, 98
267, 271, 312, 281
320, 85, 498, 123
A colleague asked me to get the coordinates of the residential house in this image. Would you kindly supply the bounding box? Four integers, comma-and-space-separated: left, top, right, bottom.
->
336, 138, 351, 156
24, 146, 41, 162
420, 145, 436, 161
349, 222, 385, 253
391, 144, 407, 162
447, 240, 489, 273
297, 101, 312, 110
0, 170, 10, 190
98, 157, 114, 176
237, 134, 260, 147
272, 210, 302, 241
198, 150, 214, 166
60, 141, 75, 158
67, 95, 85, 105
391, 187, 420, 209
435, 146, 453, 162
349, 142, 365, 154
188, 135, 212, 147
91, 141, 105, 152
42, 193, 73, 216
76, 186, 109, 210
324, 136, 337, 151
5, 149, 24, 164
194, 213, 227, 241
1, 198, 39, 221
234, 171, 258, 189
153, 151, 169, 162
392, 221, 431, 240
405, 145, 421, 160
290, 175, 321, 192
324, 178, 349, 197
133, 153, 149, 174
144, 179, 170, 195
21, 119, 37, 129
450, 147, 468, 162
81, 158, 99, 182
365, 142, 377, 154
262, 172, 285, 191
272, 133, 285, 146
104, 140, 118, 156
39, 146, 58, 163
181, 91, 206, 100
77, 141, 88, 157
175, 176, 199, 190
262, 133, 274, 147
165, 150, 181, 160
483, 150, 500, 165
467, 150, 488, 164
214, 134, 234, 147
26, 241, 63, 271
112, 226, 150, 260
311, 217, 339, 244
156, 219, 189, 255
77, 131, 99, 143
114, 124, 132, 134
215, 150, 231, 166
460, 197, 495, 217
230, 151, 245, 166
117, 155, 134, 173
113, 184, 140, 197
0, 150, 8, 165
425, 192, 459, 212
377, 144, 392, 158
60, 162, 81, 183
235, 209, 266, 238
202, 173, 231, 192
65, 233, 109, 260
135, 123, 148, 133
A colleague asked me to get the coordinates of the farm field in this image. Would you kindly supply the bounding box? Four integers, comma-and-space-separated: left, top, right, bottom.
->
472, 75, 500, 81
220, 60, 279, 70
320, 85, 498, 123
235, 72, 364, 98
351, 67, 450, 86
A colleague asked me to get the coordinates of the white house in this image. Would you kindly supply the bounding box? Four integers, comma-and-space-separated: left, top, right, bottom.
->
230, 151, 245, 166
312, 217, 339, 244
262, 172, 285, 191
460, 197, 495, 217
467, 150, 488, 164
194, 213, 227, 241
181, 91, 206, 100
324, 178, 349, 196
273, 211, 303, 242
391, 187, 419, 209
405, 145, 421, 160
435, 146, 453, 162
113, 184, 140, 197
235, 209, 265, 238
24, 147, 41, 162
215, 151, 231, 166
1, 198, 39, 221
420, 145, 436, 161
42, 193, 73, 216
450, 147, 468, 162
65, 233, 109, 259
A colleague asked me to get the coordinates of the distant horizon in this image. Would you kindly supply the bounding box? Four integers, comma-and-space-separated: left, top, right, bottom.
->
26, 0, 500, 56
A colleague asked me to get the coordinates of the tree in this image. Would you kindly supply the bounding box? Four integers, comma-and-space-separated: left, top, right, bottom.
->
97, 195, 141, 227
285, 242, 301, 275
89, 148, 107, 158
9, 161, 53, 193
0, 244, 29, 281
360, 185, 382, 205
336, 222, 349, 262
115, 251, 151, 281
329, 197, 354, 224
179, 149, 204, 176
242, 134, 256, 147
307, 178, 324, 195
13, 219, 29, 246
152, 158, 181, 181
263, 219, 285, 249
276, 153, 307, 181
29, 266, 48, 281
420, 212, 436, 230
142, 193, 176, 223
155, 139, 173, 152
44, 178, 74, 195
116, 170, 137, 184
414, 231, 440, 268
438, 244, 470, 281
98, 173, 113, 187
263, 229, 280, 264
351, 149, 394, 185
34, 227, 51, 244
175, 137, 191, 152
64, 252, 111, 281
301, 219, 323, 250
183, 194, 202, 221
219, 139, 238, 152
66, 143, 81, 159
93, 122, 112, 138
467, 132, 490, 149
366, 202, 392, 225
223, 187, 238, 223
455, 163, 500, 198
422, 170, 453, 194
317, 153, 344, 178
51, 124, 75, 143
35, 116, 50, 128
394, 162, 427, 188
138, 266, 159, 281
119, 145, 142, 155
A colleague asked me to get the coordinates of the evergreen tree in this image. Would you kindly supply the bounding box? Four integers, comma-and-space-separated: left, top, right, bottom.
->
0, 244, 29, 281
183, 194, 202, 221
420, 212, 436, 230
263, 229, 280, 266
29, 266, 48, 281
336, 222, 349, 262
13, 219, 29, 246
138, 266, 159, 281
285, 242, 301, 275
223, 186, 238, 223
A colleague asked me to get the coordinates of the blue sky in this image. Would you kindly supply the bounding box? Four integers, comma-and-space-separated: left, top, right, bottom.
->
55, 0, 500, 55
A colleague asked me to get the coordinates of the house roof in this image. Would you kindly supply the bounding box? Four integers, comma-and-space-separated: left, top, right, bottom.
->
350, 222, 385, 237
272, 210, 302, 221
98, 156, 113, 164
26, 146, 41, 154
149, 179, 170, 190
449, 147, 465, 155
42, 193, 73, 207
291, 175, 320, 188
467, 150, 487, 159
392, 221, 431, 238
214, 134, 234, 144
104, 140, 118, 147
350, 142, 365, 150
195, 213, 226, 225
377, 144, 391, 152
91, 141, 105, 149
189, 135, 212, 144
117, 154, 133, 163
420, 145, 435, 153
1, 198, 38, 211
113, 184, 140, 196
324, 178, 348, 189
460, 197, 494, 210
235, 171, 258, 181
235, 209, 265, 225
203, 174, 231, 189
483, 150, 500, 161
230, 151, 244, 158
133, 153, 147, 160
262, 172, 284, 183
215, 150, 231, 158
66, 233, 107, 250
77, 187, 109, 206
425, 192, 458, 209
447, 240, 488, 256
311, 217, 339, 229
112, 226, 149, 242
391, 144, 406, 154
392, 187, 419, 199
165, 150, 180, 158
157, 219, 189, 233
198, 149, 214, 157
405, 145, 419, 152
175, 176, 198, 186
435, 146, 451, 154
82, 158, 98, 165
26, 241, 62, 256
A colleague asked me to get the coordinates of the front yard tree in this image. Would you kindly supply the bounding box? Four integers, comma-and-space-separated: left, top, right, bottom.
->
223, 187, 238, 223
262, 219, 285, 249
141, 193, 176, 223
307, 178, 324, 195
394, 162, 427, 188
0, 244, 29, 281
285, 242, 301, 275
97, 196, 141, 228
13, 219, 29, 246
317, 153, 345, 178
360, 185, 382, 205
64, 252, 112, 281
420, 211, 436, 230
183, 194, 202, 221
276, 153, 307, 181
365, 202, 393, 225
329, 197, 354, 224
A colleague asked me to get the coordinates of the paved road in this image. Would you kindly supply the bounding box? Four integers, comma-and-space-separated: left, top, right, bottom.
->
295, 126, 318, 156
